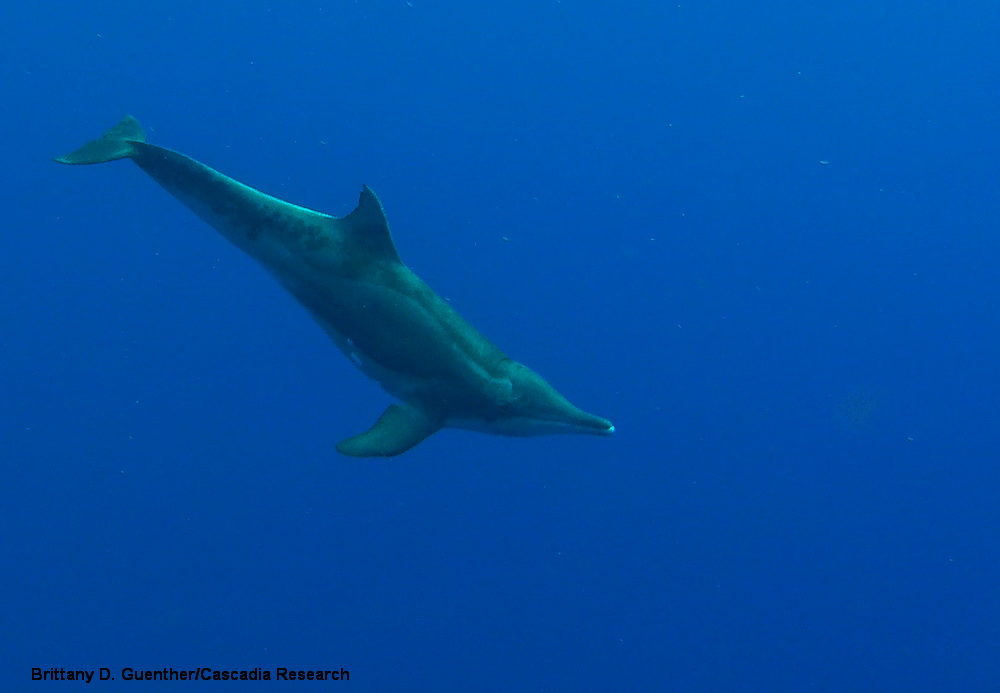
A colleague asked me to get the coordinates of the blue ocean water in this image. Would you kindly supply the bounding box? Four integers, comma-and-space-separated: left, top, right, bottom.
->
3, 0, 999, 689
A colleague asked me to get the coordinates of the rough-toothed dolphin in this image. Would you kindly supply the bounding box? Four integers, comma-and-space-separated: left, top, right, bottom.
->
55, 116, 614, 457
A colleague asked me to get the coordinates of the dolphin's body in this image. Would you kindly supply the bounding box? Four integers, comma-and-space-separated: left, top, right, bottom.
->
56, 116, 613, 456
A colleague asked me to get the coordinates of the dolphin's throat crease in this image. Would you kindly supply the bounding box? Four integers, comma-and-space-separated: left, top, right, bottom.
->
56, 116, 614, 457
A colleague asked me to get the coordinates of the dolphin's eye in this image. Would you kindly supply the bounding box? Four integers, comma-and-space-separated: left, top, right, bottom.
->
483, 372, 516, 407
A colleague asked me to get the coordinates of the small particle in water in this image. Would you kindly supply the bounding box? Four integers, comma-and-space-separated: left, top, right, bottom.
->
818, 160, 830, 165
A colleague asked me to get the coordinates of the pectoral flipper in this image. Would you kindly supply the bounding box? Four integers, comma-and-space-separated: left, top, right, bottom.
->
336, 404, 443, 457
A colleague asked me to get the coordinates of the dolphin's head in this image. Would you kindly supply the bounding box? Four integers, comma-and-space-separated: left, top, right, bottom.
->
474, 360, 615, 438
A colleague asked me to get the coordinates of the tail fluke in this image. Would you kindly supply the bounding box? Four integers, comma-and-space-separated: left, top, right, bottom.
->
54, 115, 145, 165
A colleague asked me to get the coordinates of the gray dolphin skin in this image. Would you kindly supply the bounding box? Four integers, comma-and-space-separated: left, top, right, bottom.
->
56, 116, 614, 457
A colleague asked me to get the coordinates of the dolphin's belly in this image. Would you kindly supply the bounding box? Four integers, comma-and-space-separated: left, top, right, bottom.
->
282, 271, 497, 407
306, 305, 476, 407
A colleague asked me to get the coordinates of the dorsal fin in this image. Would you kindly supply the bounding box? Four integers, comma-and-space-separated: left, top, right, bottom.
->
338, 185, 402, 264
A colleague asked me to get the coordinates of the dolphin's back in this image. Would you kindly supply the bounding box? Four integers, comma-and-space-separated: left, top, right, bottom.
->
55, 115, 509, 396
60, 116, 336, 257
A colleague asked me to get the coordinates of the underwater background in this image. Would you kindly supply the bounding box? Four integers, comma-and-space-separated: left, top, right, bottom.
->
3, 1, 999, 690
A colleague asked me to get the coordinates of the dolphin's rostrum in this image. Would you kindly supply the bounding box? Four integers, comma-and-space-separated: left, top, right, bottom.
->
56, 116, 614, 456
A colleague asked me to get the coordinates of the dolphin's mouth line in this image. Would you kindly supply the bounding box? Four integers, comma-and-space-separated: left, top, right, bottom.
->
492, 415, 615, 437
